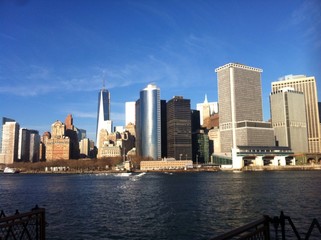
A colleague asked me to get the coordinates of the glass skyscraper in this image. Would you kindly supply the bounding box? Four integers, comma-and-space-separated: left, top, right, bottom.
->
136, 84, 161, 160
96, 87, 111, 150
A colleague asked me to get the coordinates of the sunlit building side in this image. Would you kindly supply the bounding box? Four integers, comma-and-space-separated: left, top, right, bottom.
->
96, 87, 112, 150
271, 75, 321, 153
136, 84, 161, 160
0, 118, 20, 164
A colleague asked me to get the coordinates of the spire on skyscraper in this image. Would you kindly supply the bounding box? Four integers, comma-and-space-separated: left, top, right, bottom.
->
204, 94, 208, 104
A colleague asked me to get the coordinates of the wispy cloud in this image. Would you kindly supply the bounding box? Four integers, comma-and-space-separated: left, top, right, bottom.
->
291, 0, 321, 48
72, 111, 96, 119
0, 32, 17, 41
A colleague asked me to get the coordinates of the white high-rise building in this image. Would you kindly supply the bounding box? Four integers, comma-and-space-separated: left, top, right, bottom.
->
125, 101, 136, 125
196, 94, 218, 125
0, 118, 20, 164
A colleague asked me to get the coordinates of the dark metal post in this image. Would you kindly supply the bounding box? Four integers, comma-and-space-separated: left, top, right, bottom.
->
280, 211, 286, 240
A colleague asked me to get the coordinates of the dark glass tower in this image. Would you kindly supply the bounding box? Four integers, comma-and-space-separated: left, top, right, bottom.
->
166, 96, 192, 160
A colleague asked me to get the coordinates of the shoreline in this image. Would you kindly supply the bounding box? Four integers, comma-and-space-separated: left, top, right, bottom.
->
7, 164, 321, 174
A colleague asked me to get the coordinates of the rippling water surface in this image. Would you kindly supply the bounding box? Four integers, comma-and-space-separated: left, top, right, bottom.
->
1, 171, 321, 239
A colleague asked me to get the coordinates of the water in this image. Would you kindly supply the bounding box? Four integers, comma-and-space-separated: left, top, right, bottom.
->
1, 171, 321, 239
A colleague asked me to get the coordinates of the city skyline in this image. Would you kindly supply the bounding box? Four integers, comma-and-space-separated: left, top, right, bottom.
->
1, 0, 320, 141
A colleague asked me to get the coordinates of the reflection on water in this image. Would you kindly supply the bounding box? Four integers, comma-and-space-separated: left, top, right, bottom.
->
0, 171, 321, 239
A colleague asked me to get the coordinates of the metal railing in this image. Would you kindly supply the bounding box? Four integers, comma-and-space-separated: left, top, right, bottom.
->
211, 211, 321, 240
0, 205, 45, 240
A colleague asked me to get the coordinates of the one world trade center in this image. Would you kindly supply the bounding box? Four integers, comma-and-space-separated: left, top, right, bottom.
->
96, 84, 112, 151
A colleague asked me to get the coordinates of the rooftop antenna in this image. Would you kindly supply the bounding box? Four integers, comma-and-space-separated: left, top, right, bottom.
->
102, 78, 105, 89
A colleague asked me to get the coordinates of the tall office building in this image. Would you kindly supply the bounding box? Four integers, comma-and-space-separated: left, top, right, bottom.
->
0, 117, 15, 154
272, 75, 320, 153
167, 96, 192, 160
18, 128, 30, 161
270, 87, 308, 153
196, 95, 218, 125
29, 130, 40, 162
125, 101, 136, 125
215, 63, 275, 154
136, 84, 161, 160
161, 100, 167, 158
96, 86, 112, 150
0, 118, 20, 164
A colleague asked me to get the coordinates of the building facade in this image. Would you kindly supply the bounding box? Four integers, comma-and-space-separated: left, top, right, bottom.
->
270, 87, 308, 153
96, 87, 112, 150
136, 84, 161, 160
271, 75, 320, 153
215, 63, 275, 155
167, 96, 192, 160
196, 95, 218, 126
46, 121, 70, 161
0, 118, 19, 164
18, 128, 40, 162
125, 101, 136, 125
0, 117, 15, 154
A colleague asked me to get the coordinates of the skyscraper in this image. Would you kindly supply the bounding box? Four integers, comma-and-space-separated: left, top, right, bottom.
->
136, 84, 161, 160
215, 63, 274, 153
196, 95, 218, 125
0, 118, 19, 164
0, 117, 15, 154
167, 96, 192, 160
270, 87, 308, 153
96, 86, 112, 150
271, 75, 320, 153
125, 101, 136, 125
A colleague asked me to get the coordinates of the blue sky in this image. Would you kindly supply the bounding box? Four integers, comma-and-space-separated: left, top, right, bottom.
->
1, 0, 320, 142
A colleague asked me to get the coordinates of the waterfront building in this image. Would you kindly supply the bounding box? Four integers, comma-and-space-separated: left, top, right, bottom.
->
135, 84, 161, 160
271, 75, 320, 153
0, 118, 19, 164
0, 117, 15, 154
196, 95, 218, 126
46, 120, 70, 161
96, 86, 112, 150
191, 110, 201, 133
140, 160, 193, 171
100, 143, 121, 158
270, 87, 308, 153
208, 127, 220, 154
167, 96, 192, 160
215, 63, 275, 168
161, 99, 167, 158
98, 129, 135, 158
19, 128, 40, 162
18, 128, 30, 161
40, 132, 51, 161
79, 138, 90, 158
192, 129, 210, 164
29, 130, 40, 162
125, 101, 136, 125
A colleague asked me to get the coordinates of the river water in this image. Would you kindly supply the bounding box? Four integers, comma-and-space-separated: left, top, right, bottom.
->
1, 171, 321, 239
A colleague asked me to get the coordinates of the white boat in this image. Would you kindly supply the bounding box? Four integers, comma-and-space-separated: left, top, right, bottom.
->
3, 167, 20, 174
114, 172, 132, 177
